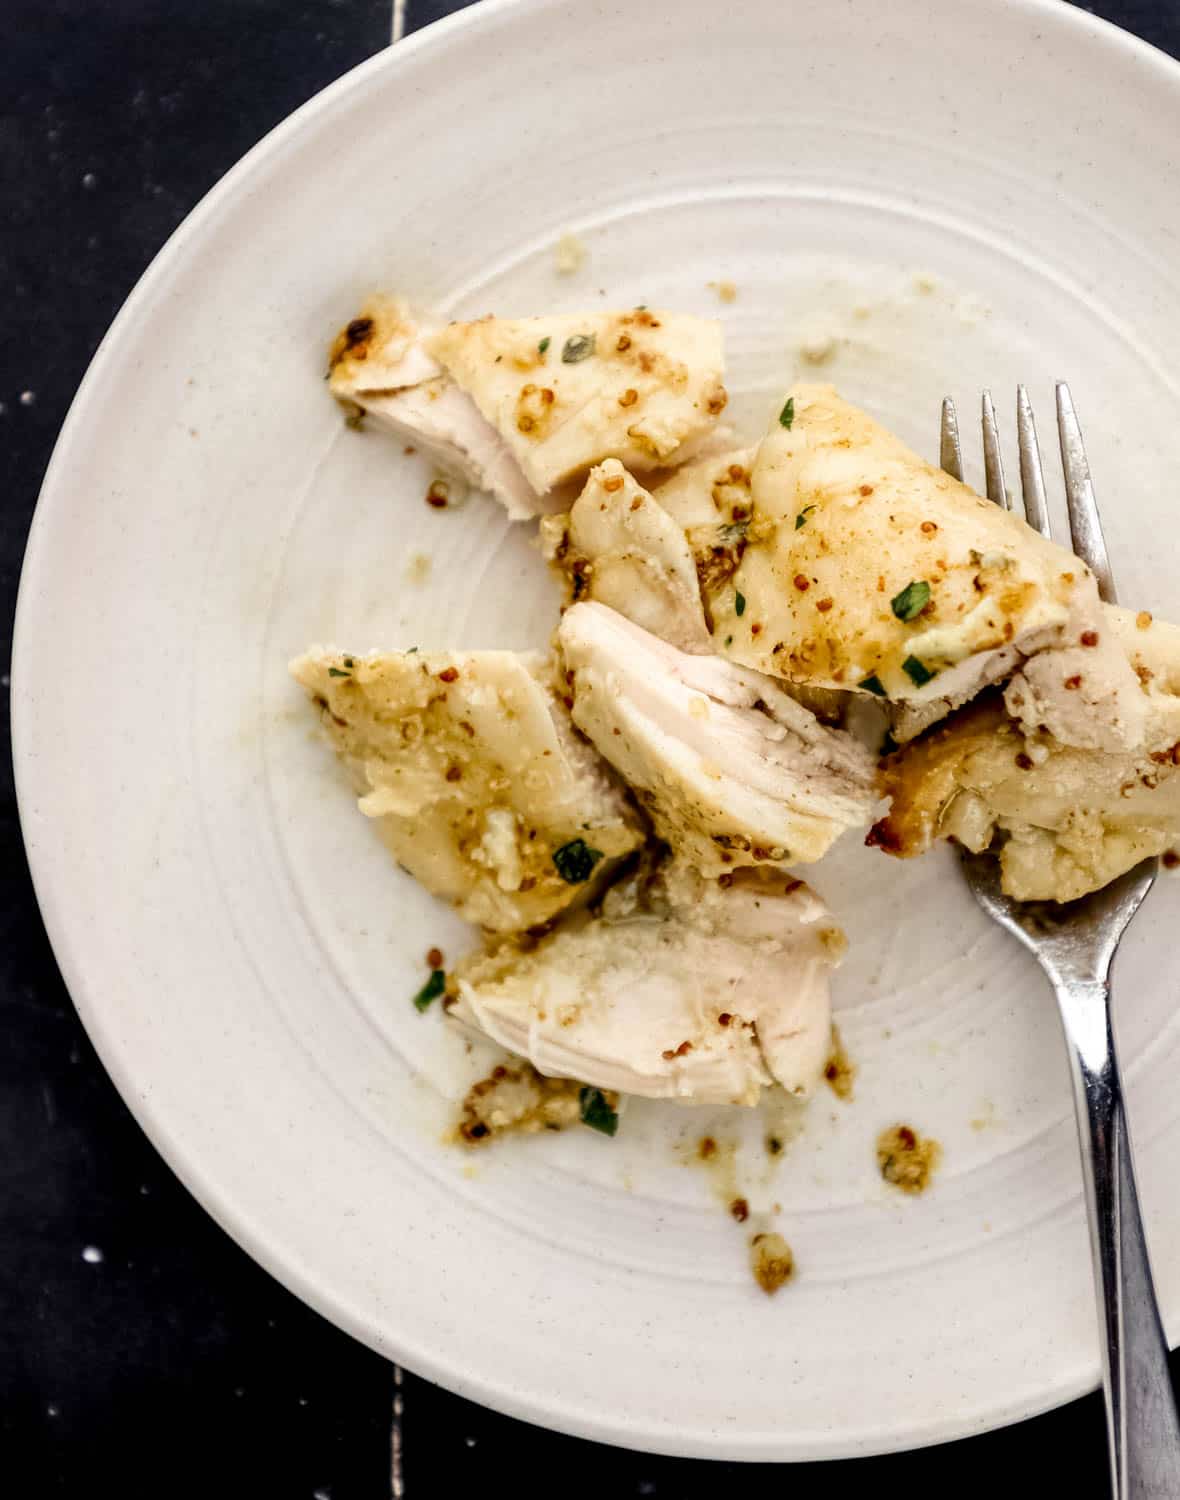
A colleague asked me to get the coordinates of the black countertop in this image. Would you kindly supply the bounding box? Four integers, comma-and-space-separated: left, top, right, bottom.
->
4, 2, 1180, 1494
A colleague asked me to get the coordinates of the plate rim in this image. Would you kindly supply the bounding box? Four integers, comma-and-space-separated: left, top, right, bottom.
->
13, 0, 1180, 1461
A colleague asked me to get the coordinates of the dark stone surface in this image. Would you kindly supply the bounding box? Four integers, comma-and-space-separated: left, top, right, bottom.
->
2, 2, 1177, 1495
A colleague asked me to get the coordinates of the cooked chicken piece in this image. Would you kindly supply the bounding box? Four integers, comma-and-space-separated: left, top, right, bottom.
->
290, 646, 644, 931
651, 444, 849, 723
329, 300, 728, 522
539, 459, 712, 653
869, 609, 1180, 900
428, 308, 727, 500
703, 384, 1144, 750
557, 602, 876, 875
449, 862, 846, 1104
328, 297, 540, 520
540, 453, 845, 723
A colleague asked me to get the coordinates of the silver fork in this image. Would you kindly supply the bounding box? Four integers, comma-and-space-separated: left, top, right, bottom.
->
940, 387, 1180, 1497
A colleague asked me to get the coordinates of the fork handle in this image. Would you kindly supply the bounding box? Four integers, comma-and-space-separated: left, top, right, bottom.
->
1055, 976, 1180, 1498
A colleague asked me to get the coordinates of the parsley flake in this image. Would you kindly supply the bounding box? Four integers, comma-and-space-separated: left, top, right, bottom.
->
794, 505, 816, 530
412, 969, 446, 1013
902, 655, 937, 686
779, 397, 795, 430
891, 580, 931, 622
538, 336, 550, 355
327, 667, 351, 678
552, 838, 604, 884
860, 673, 887, 697
579, 1086, 619, 1136
735, 591, 747, 617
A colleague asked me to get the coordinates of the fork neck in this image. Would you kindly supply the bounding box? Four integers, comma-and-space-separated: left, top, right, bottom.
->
1049, 975, 1113, 1078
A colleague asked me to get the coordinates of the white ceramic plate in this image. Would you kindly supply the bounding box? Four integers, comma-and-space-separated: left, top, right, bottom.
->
15, 0, 1180, 1461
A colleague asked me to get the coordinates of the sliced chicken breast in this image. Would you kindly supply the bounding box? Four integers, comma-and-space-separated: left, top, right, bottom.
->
701, 384, 1145, 750
290, 646, 644, 931
427, 309, 727, 494
449, 862, 845, 1104
869, 608, 1180, 901
557, 601, 877, 875
330, 301, 728, 522
540, 459, 712, 653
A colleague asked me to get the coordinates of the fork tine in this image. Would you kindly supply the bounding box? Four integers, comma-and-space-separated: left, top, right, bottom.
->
1016, 386, 1052, 539
1057, 382, 1117, 604
940, 397, 963, 482
981, 390, 1008, 508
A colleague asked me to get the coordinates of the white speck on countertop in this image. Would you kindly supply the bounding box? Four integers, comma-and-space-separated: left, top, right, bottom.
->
82, 172, 97, 189
464, 1436, 477, 1448
1, 674, 9, 688
81, 1245, 103, 1264
20, 390, 36, 406
47, 1404, 60, 1418
313, 1489, 331, 1499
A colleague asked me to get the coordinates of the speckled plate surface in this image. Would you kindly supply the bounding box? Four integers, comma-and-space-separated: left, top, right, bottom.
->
14, 0, 1180, 1461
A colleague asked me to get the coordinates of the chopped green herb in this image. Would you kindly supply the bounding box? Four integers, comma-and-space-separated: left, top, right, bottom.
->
552, 838, 605, 884
735, 591, 747, 617
413, 969, 446, 1013
327, 667, 351, 678
343, 656, 356, 669
902, 655, 937, 687
538, 336, 550, 355
579, 1086, 619, 1136
406, 646, 419, 654
891, 580, 931, 622
879, 729, 900, 756
860, 673, 887, 697
719, 519, 749, 545
794, 504, 816, 530
561, 333, 596, 363
779, 397, 795, 430
724, 635, 733, 647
